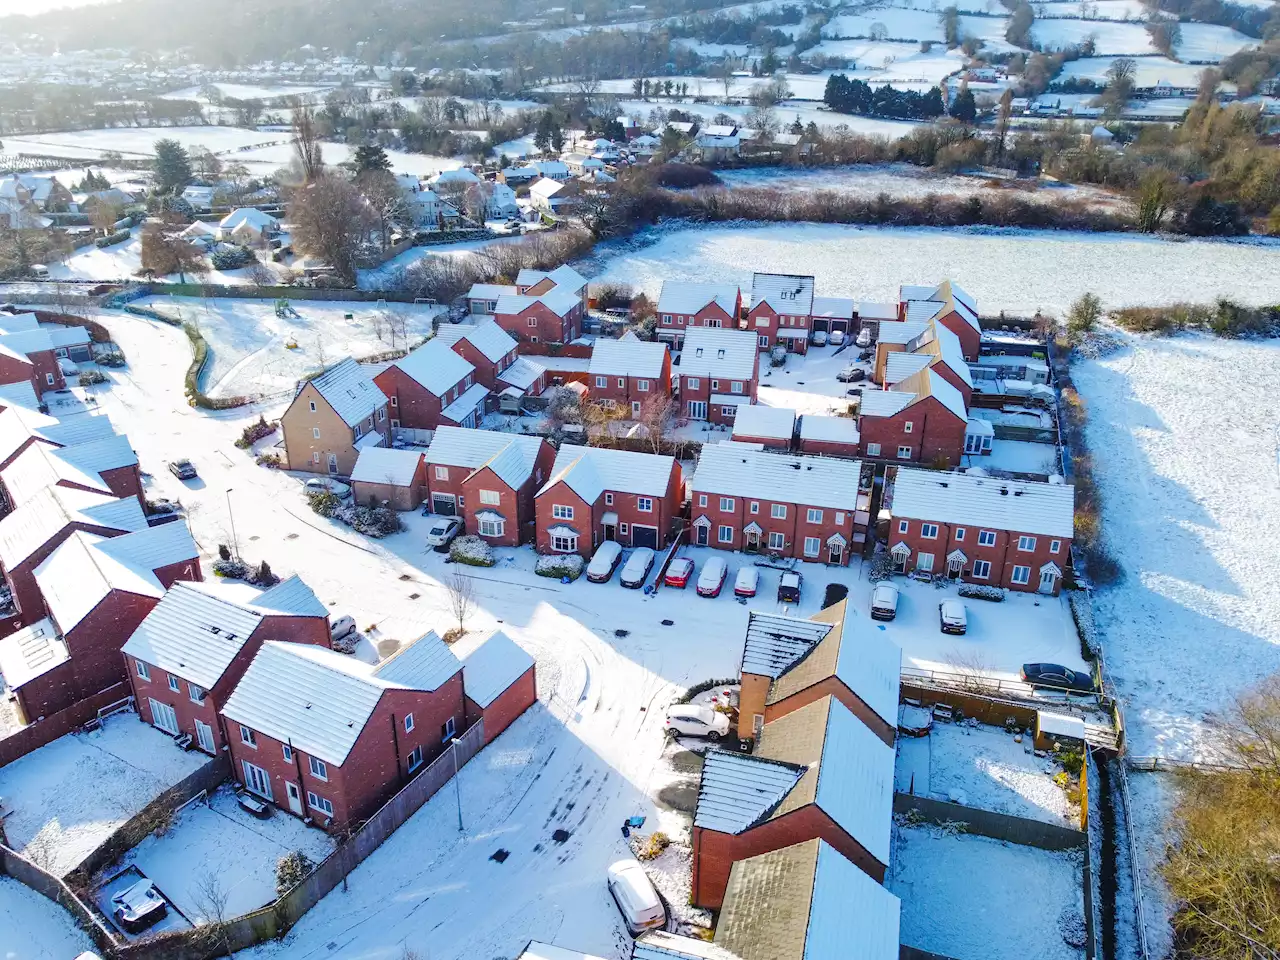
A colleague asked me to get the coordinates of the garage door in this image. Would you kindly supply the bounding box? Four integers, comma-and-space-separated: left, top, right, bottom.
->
432, 494, 456, 516
632, 525, 659, 549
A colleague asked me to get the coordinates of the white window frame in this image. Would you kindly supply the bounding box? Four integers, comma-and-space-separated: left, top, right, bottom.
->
239, 725, 257, 748
719, 497, 735, 512
479, 517, 505, 538
307, 791, 334, 817
168, 674, 180, 693
698, 494, 707, 508
441, 716, 456, 742
552, 504, 574, 520
1011, 565, 1031, 585
312, 427, 321, 439
434, 465, 449, 481
404, 713, 415, 734
637, 497, 653, 513
479, 489, 501, 506
897, 445, 912, 459
835, 511, 845, 525
309, 756, 328, 781
1018, 535, 1037, 552
767, 531, 786, 550
407, 745, 424, 772
687, 377, 700, 390
978, 529, 997, 547
898, 520, 909, 534
921, 523, 939, 539
750, 501, 759, 514
758, 335, 769, 347
136, 660, 150, 681
770, 504, 787, 520
309, 401, 316, 412
1050, 539, 1062, 554
595, 375, 608, 388
955, 527, 966, 541
718, 524, 733, 543
662, 314, 672, 324
551, 532, 578, 553
866, 442, 881, 457
803, 536, 821, 557
903, 421, 913, 434
604, 492, 614, 506
617, 378, 625, 389
637, 379, 650, 392
806, 508, 822, 524
971, 559, 991, 579
730, 381, 743, 394
188, 682, 205, 704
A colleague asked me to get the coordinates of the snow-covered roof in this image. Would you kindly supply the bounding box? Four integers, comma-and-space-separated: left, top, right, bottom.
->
731, 405, 795, 442
218, 208, 278, 231
530, 178, 565, 200
589, 337, 668, 379
0, 486, 146, 569
750, 273, 814, 315
696, 134, 739, 148
496, 287, 580, 319
517, 264, 587, 293
0, 382, 41, 413
539, 445, 676, 502
856, 389, 914, 419
43, 325, 91, 350
1, 434, 136, 507
742, 611, 834, 678
678, 327, 757, 381
496, 356, 546, 392
633, 932, 743, 960
430, 168, 481, 185
391, 339, 475, 397
427, 426, 545, 488
250, 575, 327, 618
433, 319, 517, 365
694, 750, 806, 834
0, 618, 66, 690
692, 444, 863, 512
467, 283, 519, 302
891, 467, 1075, 538
517, 944, 608, 960
857, 301, 898, 321
529, 160, 569, 176
799, 415, 859, 446
884, 352, 932, 386
454, 629, 534, 708
899, 284, 936, 303
1039, 710, 1086, 739
656, 281, 739, 316
965, 417, 995, 438
0, 329, 55, 358
350, 446, 423, 487
810, 297, 855, 321
876, 321, 928, 345
440, 382, 490, 424
306, 357, 388, 428
223, 634, 460, 766
933, 279, 980, 333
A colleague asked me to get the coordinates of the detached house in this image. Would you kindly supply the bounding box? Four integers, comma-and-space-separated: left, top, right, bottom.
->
897, 280, 981, 361
494, 288, 583, 346
690, 694, 895, 907
221, 633, 466, 832
535, 446, 682, 555
424, 427, 555, 545
677, 327, 760, 425
690, 445, 868, 566
888, 467, 1075, 594
856, 368, 968, 467
749, 274, 815, 354
655, 281, 742, 347
283, 358, 390, 476
0, 313, 82, 398
433, 319, 519, 389
588, 335, 672, 415
373, 339, 485, 432
454, 629, 537, 746
123, 577, 331, 755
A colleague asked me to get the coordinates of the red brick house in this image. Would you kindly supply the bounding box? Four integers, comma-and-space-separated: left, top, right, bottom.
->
655, 281, 742, 348
0, 523, 201, 722
373, 339, 482, 432
221, 633, 466, 832
123, 577, 331, 756
898, 280, 981, 361
424, 427, 554, 546
888, 467, 1075, 594
797, 414, 860, 459
0, 433, 142, 511
587, 335, 672, 416
494, 288, 584, 346
455, 629, 537, 746
433, 319, 519, 390
856, 369, 968, 467
690, 694, 895, 908
0, 321, 73, 399
0, 486, 148, 637
535, 446, 682, 555
748, 273, 815, 355
516, 264, 588, 307
495, 356, 548, 401
689, 444, 868, 566
730, 405, 795, 449
736, 601, 900, 746
677, 327, 760, 426
880, 320, 974, 406
466, 283, 518, 317
0, 406, 119, 473
809, 296, 856, 338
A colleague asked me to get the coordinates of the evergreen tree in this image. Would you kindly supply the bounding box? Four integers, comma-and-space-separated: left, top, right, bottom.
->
950, 86, 977, 125
353, 144, 392, 175
153, 138, 193, 194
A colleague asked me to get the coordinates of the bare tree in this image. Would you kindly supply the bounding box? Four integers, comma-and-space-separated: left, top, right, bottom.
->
291, 103, 325, 184
947, 649, 997, 693
445, 569, 475, 641
636, 393, 677, 455
140, 213, 208, 283
288, 173, 371, 284
357, 170, 410, 249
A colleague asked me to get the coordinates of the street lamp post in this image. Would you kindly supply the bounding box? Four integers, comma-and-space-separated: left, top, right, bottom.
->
225, 488, 240, 560
451, 737, 463, 832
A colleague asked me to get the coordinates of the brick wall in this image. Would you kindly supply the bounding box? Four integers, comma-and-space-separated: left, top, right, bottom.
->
891, 516, 1069, 594
373, 366, 448, 431
859, 398, 966, 467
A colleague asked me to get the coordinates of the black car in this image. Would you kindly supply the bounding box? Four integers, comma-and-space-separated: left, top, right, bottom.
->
1020, 662, 1096, 693
167, 459, 197, 481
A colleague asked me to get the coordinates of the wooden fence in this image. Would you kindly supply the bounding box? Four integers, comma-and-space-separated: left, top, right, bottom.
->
0, 683, 131, 769
0, 842, 119, 956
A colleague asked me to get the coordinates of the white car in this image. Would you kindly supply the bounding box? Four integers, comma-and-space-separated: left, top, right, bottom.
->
733, 566, 759, 598
856, 328, 872, 348
811, 330, 828, 347
587, 541, 624, 583
697, 556, 729, 597
304, 477, 351, 499
939, 599, 968, 635
870, 583, 900, 621
665, 703, 731, 741
828, 329, 845, 346
607, 859, 666, 935
620, 548, 656, 588
425, 515, 463, 550
330, 615, 357, 641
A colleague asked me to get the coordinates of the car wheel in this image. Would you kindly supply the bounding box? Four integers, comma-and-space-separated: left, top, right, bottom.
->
707, 731, 721, 742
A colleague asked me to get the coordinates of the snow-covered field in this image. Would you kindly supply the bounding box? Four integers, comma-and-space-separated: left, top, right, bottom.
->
1176, 22, 1261, 61
1057, 56, 1213, 87
160, 83, 334, 103
136, 296, 442, 399
1031, 18, 1156, 55
0, 876, 96, 960
0, 716, 208, 877
615, 96, 926, 136
0, 126, 284, 161
890, 823, 1086, 960
585, 223, 1280, 316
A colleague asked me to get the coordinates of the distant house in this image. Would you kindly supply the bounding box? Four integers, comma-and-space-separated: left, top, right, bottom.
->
221, 633, 466, 831
494, 266, 588, 345
587, 336, 672, 416
429, 168, 482, 190
0, 174, 73, 213
856, 368, 968, 466
372, 339, 482, 432
454, 629, 537, 745
424, 427, 555, 546
498, 167, 540, 187
529, 177, 578, 214
693, 133, 740, 163
731, 405, 795, 449
749, 273, 815, 355
466, 283, 519, 317
218, 208, 279, 245
655, 281, 742, 348
350, 447, 428, 510
282, 358, 390, 476
181, 185, 217, 211
124, 577, 331, 755
690, 444, 867, 565
676, 327, 760, 425
526, 159, 571, 181
482, 182, 520, 220
0, 312, 80, 397
888, 467, 1075, 593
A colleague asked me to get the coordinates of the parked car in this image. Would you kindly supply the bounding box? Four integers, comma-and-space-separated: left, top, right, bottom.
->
587, 541, 624, 583
829, 329, 845, 346
425, 515, 463, 551
858, 348, 873, 361
734, 566, 759, 598
870, 583, 900, 621
607, 858, 666, 935
770, 345, 787, 367
620, 548, 656, 588
330, 615, 357, 641
665, 703, 731, 741
822, 583, 849, 608
167, 459, 197, 481
111, 879, 168, 934
846, 387, 863, 397
1021, 662, 1097, 693
697, 556, 728, 597
664, 557, 695, 588
856, 328, 872, 348
811, 330, 828, 347
304, 477, 352, 499
777, 571, 802, 603
939, 600, 968, 635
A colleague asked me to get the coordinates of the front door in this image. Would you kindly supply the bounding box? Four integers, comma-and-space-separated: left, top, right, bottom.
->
194, 720, 216, 754
327, 454, 338, 475
149, 698, 179, 735
828, 544, 843, 565
631, 401, 641, 417
688, 400, 707, 420
1039, 569, 1058, 594
285, 781, 304, 816
603, 524, 617, 542
695, 524, 709, 546
744, 531, 760, 552
243, 760, 273, 801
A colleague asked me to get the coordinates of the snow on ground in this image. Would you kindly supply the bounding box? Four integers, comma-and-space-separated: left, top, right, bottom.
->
889, 822, 1086, 960
1123, 769, 1178, 960
912, 720, 1079, 826
104, 785, 335, 923
962, 438, 1061, 475
615, 96, 926, 136
356, 234, 525, 289
1031, 18, 1156, 55
799, 41, 967, 86
230, 141, 461, 179
1057, 56, 1212, 88
160, 83, 334, 103
0, 715, 208, 877
1176, 22, 1260, 61
0, 876, 97, 960
585, 222, 1280, 316
134, 296, 442, 399
1031, 0, 1149, 17
0, 126, 284, 161
47, 229, 281, 285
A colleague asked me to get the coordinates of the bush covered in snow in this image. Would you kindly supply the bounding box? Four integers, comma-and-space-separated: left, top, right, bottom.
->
78, 370, 107, 386
235, 416, 277, 449
958, 584, 1005, 602
246, 560, 280, 588
330, 502, 402, 538
255, 452, 281, 469
211, 246, 257, 271
96, 350, 127, 367
449, 535, 495, 567
275, 850, 315, 895
332, 631, 360, 655
535, 554, 584, 580
95, 230, 130, 249
213, 558, 249, 579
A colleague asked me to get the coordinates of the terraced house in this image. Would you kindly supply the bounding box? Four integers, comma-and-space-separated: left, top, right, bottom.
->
587, 334, 672, 416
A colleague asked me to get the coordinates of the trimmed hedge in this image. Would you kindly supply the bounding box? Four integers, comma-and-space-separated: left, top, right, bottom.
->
95, 230, 131, 249
535, 554, 584, 581
958, 583, 1006, 602
450, 535, 496, 567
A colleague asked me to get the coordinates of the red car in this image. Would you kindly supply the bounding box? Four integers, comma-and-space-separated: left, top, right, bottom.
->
664, 558, 695, 588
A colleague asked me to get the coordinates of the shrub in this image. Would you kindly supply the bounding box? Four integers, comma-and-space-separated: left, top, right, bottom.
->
307, 490, 340, 517
535, 554, 584, 580
255, 452, 281, 468
95, 230, 131, 249
235, 415, 277, 449
1057, 746, 1085, 777
211, 246, 257, 271
213, 558, 249, 579
650, 163, 722, 189
275, 851, 315, 895
248, 560, 279, 587
678, 677, 739, 704
450, 535, 495, 566
78, 370, 107, 386
958, 584, 1005, 602
328, 501, 403, 538
96, 350, 126, 367
636, 831, 671, 861
332, 631, 360, 654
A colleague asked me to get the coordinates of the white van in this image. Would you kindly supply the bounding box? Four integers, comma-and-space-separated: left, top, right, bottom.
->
607, 858, 666, 935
